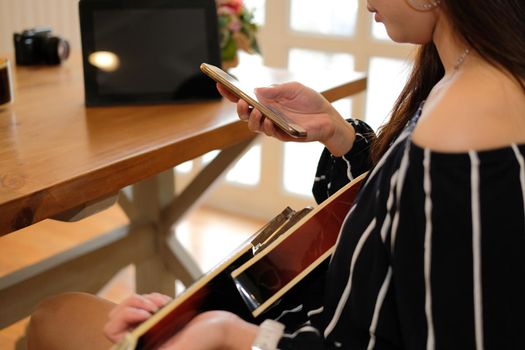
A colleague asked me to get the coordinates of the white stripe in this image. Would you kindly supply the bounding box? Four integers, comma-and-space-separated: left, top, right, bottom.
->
380, 172, 399, 242
274, 304, 303, 322
324, 218, 377, 338
423, 148, 435, 350
390, 141, 411, 253
282, 325, 320, 338
342, 155, 355, 182
307, 306, 324, 317
364, 128, 411, 190
355, 132, 368, 143
329, 203, 357, 264
314, 175, 327, 182
366, 267, 393, 350
469, 151, 484, 350
511, 144, 525, 226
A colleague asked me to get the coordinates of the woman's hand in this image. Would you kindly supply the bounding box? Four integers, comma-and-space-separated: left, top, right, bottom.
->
217, 82, 356, 156
103, 293, 172, 343
104, 295, 258, 349
158, 310, 258, 350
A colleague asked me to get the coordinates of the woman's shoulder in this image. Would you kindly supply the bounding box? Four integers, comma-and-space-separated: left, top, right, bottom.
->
412, 65, 525, 153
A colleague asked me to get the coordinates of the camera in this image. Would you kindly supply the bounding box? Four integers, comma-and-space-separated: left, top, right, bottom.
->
13, 27, 70, 65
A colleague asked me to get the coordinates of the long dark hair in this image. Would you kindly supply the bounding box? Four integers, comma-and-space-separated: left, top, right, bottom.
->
371, 0, 525, 163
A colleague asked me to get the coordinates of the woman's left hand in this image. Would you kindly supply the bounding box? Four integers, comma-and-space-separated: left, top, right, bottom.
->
104, 293, 173, 343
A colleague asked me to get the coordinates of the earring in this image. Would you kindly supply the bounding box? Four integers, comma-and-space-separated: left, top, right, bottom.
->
406, 0, 441, 11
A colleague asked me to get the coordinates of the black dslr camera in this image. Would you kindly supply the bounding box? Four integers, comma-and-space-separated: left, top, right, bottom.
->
13, 27, 70, 65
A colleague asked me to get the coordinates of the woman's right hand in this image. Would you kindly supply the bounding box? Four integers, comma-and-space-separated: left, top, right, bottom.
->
217, 81, 356, 156
103, 293, 172, 343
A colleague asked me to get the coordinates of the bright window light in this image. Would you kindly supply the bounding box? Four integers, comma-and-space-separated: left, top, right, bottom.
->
283, 142, 323, 196
283, 48, 355, 197
244, 0, 266, 26
365, 56, 411, 131
175, 160, 193, 173
371, 21, 390, 41
290, 0, 358, 37
226, 144, 261, 186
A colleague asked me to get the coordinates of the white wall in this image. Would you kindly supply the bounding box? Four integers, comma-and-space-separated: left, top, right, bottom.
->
0, 0, 81, 54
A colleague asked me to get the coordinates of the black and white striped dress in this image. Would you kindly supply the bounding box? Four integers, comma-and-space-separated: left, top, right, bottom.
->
276, 106, 525, 349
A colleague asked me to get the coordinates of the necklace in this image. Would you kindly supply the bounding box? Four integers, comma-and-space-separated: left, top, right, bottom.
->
453, 48, 470, 71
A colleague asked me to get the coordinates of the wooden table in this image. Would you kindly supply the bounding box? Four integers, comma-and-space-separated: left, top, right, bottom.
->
0, 54, 366, 327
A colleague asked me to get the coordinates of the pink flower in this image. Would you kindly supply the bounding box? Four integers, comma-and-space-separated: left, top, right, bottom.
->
217, 0, 243, 14
228, 18, 242, 32
217, 6, 235, 15
216, 0, 260, 58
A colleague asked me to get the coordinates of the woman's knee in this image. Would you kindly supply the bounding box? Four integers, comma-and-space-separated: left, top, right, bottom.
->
27, 292, 115, 350
30, 292, 99, 326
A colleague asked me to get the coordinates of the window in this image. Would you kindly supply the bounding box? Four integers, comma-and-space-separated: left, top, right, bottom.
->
245, 0, 266, 25
290, 0, 358, 37
225, 144, 261, 186
203, 0, 415, 218
365, 57, 411, 130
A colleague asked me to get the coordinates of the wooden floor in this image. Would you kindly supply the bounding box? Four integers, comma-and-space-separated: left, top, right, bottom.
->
0, 204, 266, 350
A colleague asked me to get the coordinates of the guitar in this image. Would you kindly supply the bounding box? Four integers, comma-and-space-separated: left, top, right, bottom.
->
114, 173, 366, 350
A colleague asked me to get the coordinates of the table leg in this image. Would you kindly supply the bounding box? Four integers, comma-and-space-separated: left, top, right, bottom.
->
125, 136, 257, 295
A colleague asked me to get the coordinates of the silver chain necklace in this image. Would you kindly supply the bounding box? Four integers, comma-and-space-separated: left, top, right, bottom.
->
453, 48, 470, 70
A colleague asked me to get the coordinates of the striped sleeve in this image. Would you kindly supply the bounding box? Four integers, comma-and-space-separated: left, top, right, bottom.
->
313, 118, 375, 204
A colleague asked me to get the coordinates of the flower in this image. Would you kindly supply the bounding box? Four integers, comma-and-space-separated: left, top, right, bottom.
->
217, 0, 260, 62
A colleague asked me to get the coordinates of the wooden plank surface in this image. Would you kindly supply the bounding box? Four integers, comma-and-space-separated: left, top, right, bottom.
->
0, 54, 251, 235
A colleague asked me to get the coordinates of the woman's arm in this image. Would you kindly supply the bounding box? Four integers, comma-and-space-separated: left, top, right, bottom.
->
313, 119, 376, 203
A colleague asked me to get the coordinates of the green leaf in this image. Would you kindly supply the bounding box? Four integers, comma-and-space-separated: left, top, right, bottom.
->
221, 37, 237, 61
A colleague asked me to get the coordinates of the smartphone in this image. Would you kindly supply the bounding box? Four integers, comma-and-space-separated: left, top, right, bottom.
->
200, 63, 307, 138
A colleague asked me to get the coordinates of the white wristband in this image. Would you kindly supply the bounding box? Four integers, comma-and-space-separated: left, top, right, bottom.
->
251, 319, 285, 350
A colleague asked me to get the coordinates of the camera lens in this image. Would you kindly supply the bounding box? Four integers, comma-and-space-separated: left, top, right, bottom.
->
44, 36, 70, 65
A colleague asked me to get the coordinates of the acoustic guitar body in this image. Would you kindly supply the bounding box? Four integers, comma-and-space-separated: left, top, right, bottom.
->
116, 174, 366, 350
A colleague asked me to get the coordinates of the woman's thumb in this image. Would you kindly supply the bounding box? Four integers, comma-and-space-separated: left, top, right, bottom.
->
254, 84, 281, 100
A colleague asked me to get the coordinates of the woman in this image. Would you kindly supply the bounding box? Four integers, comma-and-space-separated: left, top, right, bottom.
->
28, 0, 525, 349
